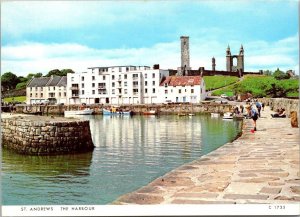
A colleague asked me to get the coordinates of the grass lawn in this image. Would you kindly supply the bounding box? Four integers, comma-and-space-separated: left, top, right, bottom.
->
203, 75, 239, 91
3, 96, 26, 103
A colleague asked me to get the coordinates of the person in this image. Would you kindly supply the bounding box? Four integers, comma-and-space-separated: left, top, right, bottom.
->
271, 108, 286, 118
255, 100, 262, 117
262, 102, 265, 111
250, 105, 259, 131
240, 105, 244, 114
9, 103, 13, 115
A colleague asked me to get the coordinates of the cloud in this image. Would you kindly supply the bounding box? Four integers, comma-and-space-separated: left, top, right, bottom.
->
1, 33, 298, 76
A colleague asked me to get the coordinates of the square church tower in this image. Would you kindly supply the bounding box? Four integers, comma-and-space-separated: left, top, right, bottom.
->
177, 36, 191, 76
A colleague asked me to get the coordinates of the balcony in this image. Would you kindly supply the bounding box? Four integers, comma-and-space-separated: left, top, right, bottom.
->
70, 86, 79, 90
71, 94, 79, 98
98, 86, 106, 89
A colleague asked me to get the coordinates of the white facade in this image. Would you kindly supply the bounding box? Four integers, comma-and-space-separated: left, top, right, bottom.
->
67, 65, 170, 105
158, 76, 206, 103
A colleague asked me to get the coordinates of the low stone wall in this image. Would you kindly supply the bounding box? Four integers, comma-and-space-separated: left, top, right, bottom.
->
16, 103, 235, 115
259, 98, 299, 117
1, 116, 94, 155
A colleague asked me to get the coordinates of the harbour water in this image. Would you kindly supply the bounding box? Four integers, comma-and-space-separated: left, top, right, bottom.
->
2, 115, 242, 205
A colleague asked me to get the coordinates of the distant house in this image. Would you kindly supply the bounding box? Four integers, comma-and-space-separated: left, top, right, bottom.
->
26, 76, 67, 104
159, 76, 206, 103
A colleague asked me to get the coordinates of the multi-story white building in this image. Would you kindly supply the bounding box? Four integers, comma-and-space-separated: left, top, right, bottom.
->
67, 65, 170, 105
26, 76, 67, 104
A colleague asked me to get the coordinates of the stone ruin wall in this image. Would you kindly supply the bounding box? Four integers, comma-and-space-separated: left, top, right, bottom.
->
1, 117, 94, 155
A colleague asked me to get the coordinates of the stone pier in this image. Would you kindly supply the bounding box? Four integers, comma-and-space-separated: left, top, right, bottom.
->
1, 113, 94, 155
114, 106, 299, 204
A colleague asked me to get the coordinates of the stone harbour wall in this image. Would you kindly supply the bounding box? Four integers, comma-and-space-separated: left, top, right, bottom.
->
259, 98, 299, 117
1, 116, 94, 155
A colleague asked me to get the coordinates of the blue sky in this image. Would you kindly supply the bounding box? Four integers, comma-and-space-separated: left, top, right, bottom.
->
1, 0, 298, 76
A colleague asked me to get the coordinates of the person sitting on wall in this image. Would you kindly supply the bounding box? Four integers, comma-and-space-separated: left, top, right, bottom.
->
271, 108, 286, 118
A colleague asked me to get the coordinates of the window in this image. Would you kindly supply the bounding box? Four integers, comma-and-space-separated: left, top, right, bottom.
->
92, 76, 95, 80
103, 75, 106, 80
145, 88, 148, 94
30, 93, 32, 97
92, 90, 95, 95
124, 81, 127, 87
112, 89, 115, 94
179, 89, 181, 94
133, 74, 138, 79
82, 90, 84, 95
64, 93, 66, 97
119, 67, 122, 72
152, 81, 155, 85
81, 76, 84, 81
112, 82, 115, 87
35, 87, 38, 91
124, 89, 128, 94
171, 89, 173, 93
133, 81, 138, 87
191, 89, 194, 93
126, 67, 129, 72
41, 93, 43, 97
164, 83, 168, 87
124, 74, 127, 79
112, 75, 115, 80
152, 88, 155, 93
165, 90, 168, 94
92, 83, 95, 88
185, 89, 187, 92
152, 73, 155, 78
145, 81, 148, 86
30, 87, 32, 91
82, 83, 84, 88
71, 77, 74, 82
119, 75, 121, 80
53, 87, 55, 90
41, 87, 43, 91
133, 89, 138, 94
48, 87, 50, 91
36, 93, 38, 97
145, 74, 147, 79
59, 93, 61, 97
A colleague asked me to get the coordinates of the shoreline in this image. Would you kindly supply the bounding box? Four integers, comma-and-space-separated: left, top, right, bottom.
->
113, 106, 299, 204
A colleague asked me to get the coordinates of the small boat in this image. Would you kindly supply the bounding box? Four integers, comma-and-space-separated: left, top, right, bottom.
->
223, 112, 233, 119
103, 108, 132, 116
142, 110, 157, 115
178, 113, 187, 116
64, 108, 94, 116
211, 113, 220, 118
188, 113, 195, 116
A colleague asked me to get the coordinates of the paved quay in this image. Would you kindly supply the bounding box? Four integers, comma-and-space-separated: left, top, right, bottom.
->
114, 106, 300, 204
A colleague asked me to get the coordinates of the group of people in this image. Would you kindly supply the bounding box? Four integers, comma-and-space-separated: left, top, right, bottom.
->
271, 108, 286, 118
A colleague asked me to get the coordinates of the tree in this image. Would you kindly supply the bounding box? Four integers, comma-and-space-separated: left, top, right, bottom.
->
45, 69, 62, 77
263, 70, 273, 76
1, 72, 20, 91
60, 69, 75, 75
273, 68, 290, 80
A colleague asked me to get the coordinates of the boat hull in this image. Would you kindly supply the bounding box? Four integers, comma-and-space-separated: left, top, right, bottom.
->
64, 109, 93, 116
103, 109, 132, 116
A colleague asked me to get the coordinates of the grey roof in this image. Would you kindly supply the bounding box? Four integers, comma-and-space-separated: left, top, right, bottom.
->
27, 77, 51, 87
57, 76, 67, 87
47, 76, 62, 86
27, 76, 67, 87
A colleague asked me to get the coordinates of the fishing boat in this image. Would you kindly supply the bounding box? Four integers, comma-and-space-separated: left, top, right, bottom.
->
223, 112, 233, 119
211, 113, 220, 118
103, 108, 132, 116
142, 110, 157, 115
64, 108, 94, 116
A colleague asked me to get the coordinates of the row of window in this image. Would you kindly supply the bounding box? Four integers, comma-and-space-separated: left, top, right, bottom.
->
30, 92, 67, 97
75, 73, 157, 82
30, 87, 66, 91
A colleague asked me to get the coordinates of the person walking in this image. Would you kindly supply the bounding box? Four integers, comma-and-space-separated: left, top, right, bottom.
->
250, 105, 259, 131
255, 100, 262, 117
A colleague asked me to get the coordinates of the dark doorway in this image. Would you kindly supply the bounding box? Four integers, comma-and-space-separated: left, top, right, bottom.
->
105, 98, 109, 104
95, 98, 100, 104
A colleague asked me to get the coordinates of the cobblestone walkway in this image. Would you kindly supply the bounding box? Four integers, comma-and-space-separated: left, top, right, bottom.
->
114, 106, 300, 204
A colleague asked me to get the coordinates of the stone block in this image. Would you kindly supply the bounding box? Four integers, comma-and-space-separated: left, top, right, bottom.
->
259, 187, 281, 194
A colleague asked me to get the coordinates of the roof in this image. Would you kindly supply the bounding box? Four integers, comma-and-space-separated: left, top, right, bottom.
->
27, 76, 67, 87
160, 76, 202, 87
57, 76, 67, 87
27, 77, 51, 87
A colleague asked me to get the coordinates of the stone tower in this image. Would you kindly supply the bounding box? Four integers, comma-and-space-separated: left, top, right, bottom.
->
212, 56, 216, 71
177, 36, 191, 76
226, 44, 244, 73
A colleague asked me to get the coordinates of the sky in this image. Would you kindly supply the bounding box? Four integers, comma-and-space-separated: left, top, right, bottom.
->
1, 0, 299, 77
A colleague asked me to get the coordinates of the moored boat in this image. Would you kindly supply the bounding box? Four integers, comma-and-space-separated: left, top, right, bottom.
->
142, 110, 157, 115
223, 112, 233, 119
64, 108, 94, 116
103, 108, 132, 116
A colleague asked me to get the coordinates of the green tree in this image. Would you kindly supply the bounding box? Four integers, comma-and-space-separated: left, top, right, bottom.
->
46, 69, 62, 77
60, 69, 75, 75
1, 72, 20, 91
273, 68, 290, 80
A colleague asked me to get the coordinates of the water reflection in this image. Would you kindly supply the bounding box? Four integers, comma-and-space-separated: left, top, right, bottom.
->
2, 114, 242, 205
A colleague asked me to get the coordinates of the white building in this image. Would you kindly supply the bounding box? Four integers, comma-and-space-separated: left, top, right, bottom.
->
26, 76, 67, 104
67, 65, 170, 105
159, 76, 206, 103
